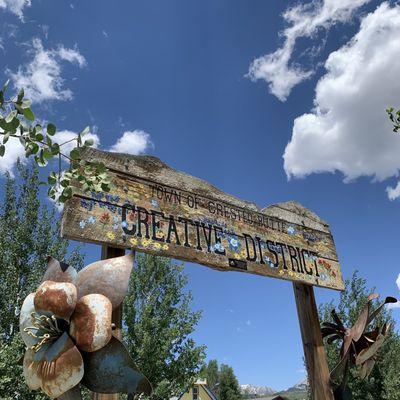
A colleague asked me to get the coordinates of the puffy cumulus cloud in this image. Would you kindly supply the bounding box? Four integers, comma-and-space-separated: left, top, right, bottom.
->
8, 38, 86, 103
0, 0, 31, 20
248, 0, 371, 101
0, 136, 26, 175
54, 130, 100, 155
388, 274, 400, 309
109, 130, 152, 155
284, 3, 400, 198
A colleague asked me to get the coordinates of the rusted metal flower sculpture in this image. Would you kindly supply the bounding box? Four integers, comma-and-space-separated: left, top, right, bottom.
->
321, 293, 397, 400
19, 254, 152, 399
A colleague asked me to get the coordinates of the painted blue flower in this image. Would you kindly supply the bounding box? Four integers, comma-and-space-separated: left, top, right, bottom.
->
113, 223, 119, 230
88, 216, 96, 224
79, 220, 86, 229
113, 215, 119, 224
121, 220, 128, 228
319, 273, 327, 281
264, 256, 278, 269
150, 199, 159, 208
214, 242, 225, 253
287, 226, 296, 235
228, 237, 240, 251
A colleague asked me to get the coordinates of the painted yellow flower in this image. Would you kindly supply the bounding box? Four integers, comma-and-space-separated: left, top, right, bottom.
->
106, 232, 115, 240
240, 250, 247, 258
153, 243, 162, 250
142, 239, 151, 247
162, 244, 169, 250
279, 270, 284, 276
129, 238, 138, 246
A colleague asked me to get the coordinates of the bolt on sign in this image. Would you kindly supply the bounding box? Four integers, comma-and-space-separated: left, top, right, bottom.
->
61, 148, 344, 291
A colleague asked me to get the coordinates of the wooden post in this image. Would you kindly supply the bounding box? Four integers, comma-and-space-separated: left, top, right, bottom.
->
59, 385, 82, 400
293, 282, 334, 400
92, 245, 127, 400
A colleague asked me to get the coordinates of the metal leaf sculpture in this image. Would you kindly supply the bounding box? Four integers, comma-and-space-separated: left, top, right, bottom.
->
19, 255, 152, 399
321, 294, 397, 400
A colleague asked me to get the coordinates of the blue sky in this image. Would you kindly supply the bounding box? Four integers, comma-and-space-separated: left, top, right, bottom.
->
1, 0, 400, 391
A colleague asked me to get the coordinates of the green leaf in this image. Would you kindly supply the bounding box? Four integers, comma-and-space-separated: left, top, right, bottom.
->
70, 148, 81, 160
25, 142, 39, 157
5, 110, 17, 123
3, 132, 10, 144
43, 148, 53, 159
51, 143, 60, 155
84, 138, 94, 147
47, 123, 56, 136
47, 172, 57, 185
35, 133, 44, 142
21, 99, 31, 109
0, 145, 5, 157
23, 108, 35, 121
80, 126, 90, 136
17, 88, 24, 102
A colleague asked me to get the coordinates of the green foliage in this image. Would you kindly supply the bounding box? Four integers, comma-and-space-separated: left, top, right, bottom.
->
218, 364, 243, 400
319, 271, 400, 400
201, 359, 243, 400
201, 359, 220, 393
123, 254, 206, 400
0, 81, 111, 203
0, 163, 84, 398
387, 107, 400, 133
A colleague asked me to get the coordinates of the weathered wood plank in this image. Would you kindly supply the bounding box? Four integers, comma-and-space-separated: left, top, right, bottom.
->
293, 282, 334, 400
61, 148, 344, 291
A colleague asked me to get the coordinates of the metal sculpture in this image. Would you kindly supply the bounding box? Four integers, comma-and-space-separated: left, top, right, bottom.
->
19, 254, 152, 399
321, 293, 397, 400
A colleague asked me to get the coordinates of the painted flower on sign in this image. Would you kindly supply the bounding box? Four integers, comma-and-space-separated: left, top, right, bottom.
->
20, 255, 152, 399
99, 212, 110, 224
228, 236, 240, 251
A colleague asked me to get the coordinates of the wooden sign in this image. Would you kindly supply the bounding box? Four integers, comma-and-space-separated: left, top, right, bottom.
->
61, 148, 344, 291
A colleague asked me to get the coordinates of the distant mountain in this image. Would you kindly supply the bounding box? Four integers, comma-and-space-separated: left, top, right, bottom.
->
287, 378, 308, 392
240, 384, 276, 396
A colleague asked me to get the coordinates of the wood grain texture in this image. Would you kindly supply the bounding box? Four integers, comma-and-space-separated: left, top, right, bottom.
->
91, 246, 126, 400
61, 148, 344, 290
293, 282, 334, 400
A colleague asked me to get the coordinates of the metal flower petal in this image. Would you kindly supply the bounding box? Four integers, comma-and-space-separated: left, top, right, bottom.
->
81, 336, 152, 396
42, 256, 78, 284
74, 253, 134, 309
70, 294, 113, 352
20, 293, 37, 347
34, 281, 77, 321
23, 332, 84, 399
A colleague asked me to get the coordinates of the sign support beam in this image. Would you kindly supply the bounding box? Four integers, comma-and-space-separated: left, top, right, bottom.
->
293, 282, 334, 400
91, 245, 127, 400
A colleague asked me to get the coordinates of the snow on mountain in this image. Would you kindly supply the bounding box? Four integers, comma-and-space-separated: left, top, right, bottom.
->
240, 384, 276, 396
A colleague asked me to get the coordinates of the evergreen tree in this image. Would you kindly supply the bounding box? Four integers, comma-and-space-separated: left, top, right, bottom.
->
319, 271, 400, 400
0, 162, 84, 399
123, 254, 206, 400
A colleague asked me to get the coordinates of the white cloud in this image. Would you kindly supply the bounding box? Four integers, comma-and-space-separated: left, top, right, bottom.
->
8, 38, 86, 103
0, 137, 26, 176
388, 274, 400, 309
0, 0, 31, 20
284, 3, 400, 199
248, 0, 371, 101
109, 130, 152, 155
55, 129, 100, 155
0, 127, 151, 182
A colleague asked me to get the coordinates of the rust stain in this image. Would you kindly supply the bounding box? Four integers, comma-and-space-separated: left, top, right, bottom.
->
34, 281, 77, 321
70, 294, 112, 352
